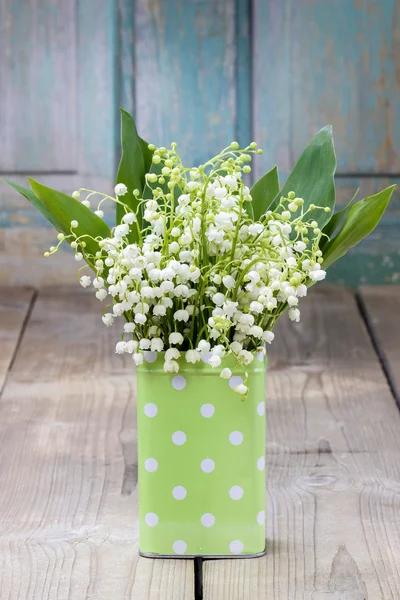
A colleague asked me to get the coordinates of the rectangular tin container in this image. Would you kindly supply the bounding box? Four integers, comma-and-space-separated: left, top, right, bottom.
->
136, 352, 266, 558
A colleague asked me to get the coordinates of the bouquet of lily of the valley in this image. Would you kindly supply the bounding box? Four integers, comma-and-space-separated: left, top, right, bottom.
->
3, 111, 395, 397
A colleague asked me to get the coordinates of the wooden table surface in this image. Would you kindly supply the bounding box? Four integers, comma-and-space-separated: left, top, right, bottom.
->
1, 285, 400, 600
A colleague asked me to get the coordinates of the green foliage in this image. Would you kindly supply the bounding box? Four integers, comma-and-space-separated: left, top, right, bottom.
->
29, 179, 111, 265
322, 186, 396, 269
250, 166, 279, 220
116, 108, 153, 239
272, 125, 336, 228
140, 137, 154, 174
320, 188, 359, 251
2, 179, 61, 231
2, 112, 396, 281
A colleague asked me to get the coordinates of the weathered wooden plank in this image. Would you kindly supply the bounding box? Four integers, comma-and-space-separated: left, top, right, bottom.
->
327, 231, 400, 286
359, 286, 400, 401
0, 174, 113, 223
252, 0, 400, 178
1, 180, 398, 287
250, 1, 400, 286
76, 0, 116, 180
0, 177, 114, 288
0, 0, 115, 178
0, 0, 124, 286
335, 176, 400, 209
0, 0, 77, 171
326, 177, 400, 285
204, 286, 400, 598
234, 0, 251, 148
0, 287, 34, 391
117, 0, 136, 118
135, 0, 236, 166
0, 288, 194, 599
0, 229, 79, 286
1, 174, 398, 286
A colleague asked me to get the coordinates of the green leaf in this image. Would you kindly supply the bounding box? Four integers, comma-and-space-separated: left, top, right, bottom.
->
250, 166, 279, 220
272, 125, 336, 229
322, 185, 396, 269
244, 199, 254, 220
29, 179, 111, 265
320, 188, 359, 251
116, 109, 153, 235
140, 136, 154, 174
1, 179, 61, 231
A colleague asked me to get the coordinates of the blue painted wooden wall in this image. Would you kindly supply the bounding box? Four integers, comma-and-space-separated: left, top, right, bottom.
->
0, 0, 399, 285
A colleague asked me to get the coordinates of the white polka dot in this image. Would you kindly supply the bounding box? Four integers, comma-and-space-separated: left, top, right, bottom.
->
201, 458, 215, 473
229, 540, 244, 554
172, 431, 186, 445
144, 403, 158, 418
144, 458, 158, 472
229, 431, 244, 446
257, 456, 265, 471
173, 540, 187, 554
201, 352, 212, 363
172, 375, 186, 391
257, 351, 264, 362
257, 510, 265, 525
201, 513, 215, 527
144, 351, 157, 363
145, 512, 158, 527
200, 403, 215, 418
257, 401, 265, 416
172, 485, 187, 500
229, 485, 244, 500
229, 376, 243, 390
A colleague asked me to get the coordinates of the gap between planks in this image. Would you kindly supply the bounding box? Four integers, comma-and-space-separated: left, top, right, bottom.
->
2, 286, 400, 600
357, 287, 400, 408
203, 285, 400, 599
0, 287, 36, 396
0, 287, 194, 600
188, 286, 400, 599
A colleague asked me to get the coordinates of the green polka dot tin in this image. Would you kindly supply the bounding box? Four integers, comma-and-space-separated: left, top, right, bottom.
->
136, 352, 266, 558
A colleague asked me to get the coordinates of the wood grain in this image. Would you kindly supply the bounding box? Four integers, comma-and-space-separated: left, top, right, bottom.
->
204, 285, 400, 599
0, 0, 77, 172
135, 0, 236, 167
0, 229, 80, 286
234, 0, 251, 148
335, 176, 400, 210
117, 0, 136, 117
0, 0, 115, 178
1, 2, 399, 287
252, 0, 400, 178
0, 287, 34, 391
358, 286, 400, 401
76, 0, 116, 180
0, 288, 193, 599
250, 0, 400, 285
326, 177, 400, 286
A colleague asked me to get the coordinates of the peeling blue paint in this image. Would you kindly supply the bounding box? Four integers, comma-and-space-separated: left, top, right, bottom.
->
253, 0, 400, 177
0, 0, 399, 286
